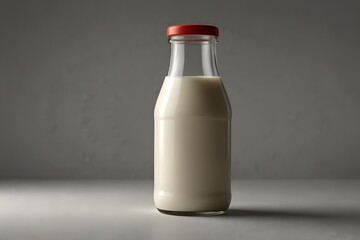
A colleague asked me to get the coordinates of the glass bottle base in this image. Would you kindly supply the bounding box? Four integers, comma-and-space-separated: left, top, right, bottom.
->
157, 208, 226, 216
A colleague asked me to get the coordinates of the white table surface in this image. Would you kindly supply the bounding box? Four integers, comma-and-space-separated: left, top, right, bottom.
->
1, 180, 359, 240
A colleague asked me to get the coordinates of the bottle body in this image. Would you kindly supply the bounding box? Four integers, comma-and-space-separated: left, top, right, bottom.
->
154, 76, 231, 212
154, 25, 231, 213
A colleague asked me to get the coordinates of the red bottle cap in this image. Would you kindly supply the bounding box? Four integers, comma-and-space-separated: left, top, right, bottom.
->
166, 24, 219, 37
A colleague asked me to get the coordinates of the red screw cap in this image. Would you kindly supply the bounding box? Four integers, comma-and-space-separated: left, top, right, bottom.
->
167, 24, 219, 37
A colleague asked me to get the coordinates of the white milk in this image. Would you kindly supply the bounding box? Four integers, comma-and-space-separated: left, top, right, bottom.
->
154, 76, 231, 212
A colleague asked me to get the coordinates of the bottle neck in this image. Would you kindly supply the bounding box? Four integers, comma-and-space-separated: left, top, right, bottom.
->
167, 35, 220, 77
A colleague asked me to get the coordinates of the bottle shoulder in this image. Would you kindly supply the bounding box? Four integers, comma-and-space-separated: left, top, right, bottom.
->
154, 76, 231, 118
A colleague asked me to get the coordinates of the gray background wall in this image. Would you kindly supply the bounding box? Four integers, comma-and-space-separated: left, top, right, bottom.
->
0, 0, 360, 179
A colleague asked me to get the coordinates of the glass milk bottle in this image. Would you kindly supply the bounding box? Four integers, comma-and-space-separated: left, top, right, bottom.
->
154, 25, 232, 215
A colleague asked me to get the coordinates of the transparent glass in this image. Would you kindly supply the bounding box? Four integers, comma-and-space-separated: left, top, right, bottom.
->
154, 34, 231, 216
167, 35, 220, 77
